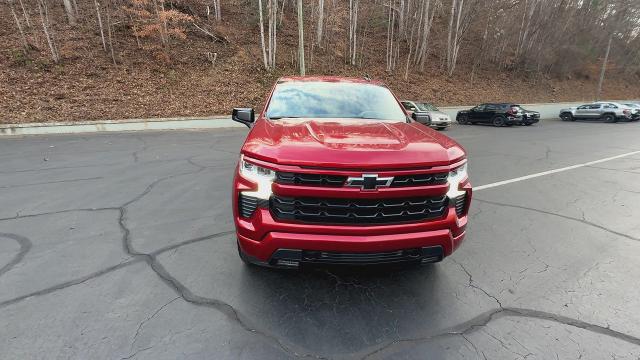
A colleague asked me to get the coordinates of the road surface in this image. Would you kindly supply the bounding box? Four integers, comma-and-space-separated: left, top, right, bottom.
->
1, 119, 640, 359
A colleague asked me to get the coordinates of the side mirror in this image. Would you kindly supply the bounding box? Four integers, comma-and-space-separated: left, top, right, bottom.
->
232, 108, 255, 128
411, 112, 431, 125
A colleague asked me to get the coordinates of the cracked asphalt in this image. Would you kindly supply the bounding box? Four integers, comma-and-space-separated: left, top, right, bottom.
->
1, 119, 640, 359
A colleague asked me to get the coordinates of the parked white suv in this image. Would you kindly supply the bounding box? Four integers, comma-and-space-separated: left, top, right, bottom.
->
401, 101, 452, 130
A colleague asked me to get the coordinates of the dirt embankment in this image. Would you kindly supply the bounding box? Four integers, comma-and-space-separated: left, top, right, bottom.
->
1, 2, 638, 124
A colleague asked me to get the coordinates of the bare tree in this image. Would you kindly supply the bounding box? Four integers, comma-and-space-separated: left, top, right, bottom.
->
316, 0, 324, 45
212, 0, 221, 21
445, 0, 475, 76
105, 0, 116, 65
596, 34, 613, 101
258, 0, 269, 70
8, 0, 29, 52
265, 0, 277, 69
94, 0, 106, 51
297, 0, 305, 75
413, 0, 437, 71
348, 0, 359, 66
386, 0, 398, 71
18, 0, 31, 28
37, 0, 59, 62
62, 0, 76, 25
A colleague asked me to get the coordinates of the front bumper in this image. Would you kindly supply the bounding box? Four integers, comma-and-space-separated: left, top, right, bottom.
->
430, 119, 452, 128
521, 114, 540, 124
505, 116, 522, 125
234, 180, 472, 267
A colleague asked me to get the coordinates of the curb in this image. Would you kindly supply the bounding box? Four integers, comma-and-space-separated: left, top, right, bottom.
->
0, 116, 242, 136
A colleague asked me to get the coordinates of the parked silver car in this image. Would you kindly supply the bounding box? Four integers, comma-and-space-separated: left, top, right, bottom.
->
622, 103, 640, 120
401, 101, 452, 130
559, 102, 633, 123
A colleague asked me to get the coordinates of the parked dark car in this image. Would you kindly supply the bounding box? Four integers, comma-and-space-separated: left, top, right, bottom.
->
519, 107, 541, 125
456, 103, 524, 127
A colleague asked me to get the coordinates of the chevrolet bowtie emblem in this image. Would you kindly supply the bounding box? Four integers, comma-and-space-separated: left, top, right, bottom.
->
346, 174, 394, 191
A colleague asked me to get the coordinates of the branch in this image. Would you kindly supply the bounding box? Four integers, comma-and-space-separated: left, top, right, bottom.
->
191, 23, 228, 43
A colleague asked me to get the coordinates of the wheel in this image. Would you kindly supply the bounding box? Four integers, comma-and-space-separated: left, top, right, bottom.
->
436, 126, 447, 131
603, 114, 616, 123
560, 113, 573, 121
457, 115, 469, 125
492, 116, 506, 127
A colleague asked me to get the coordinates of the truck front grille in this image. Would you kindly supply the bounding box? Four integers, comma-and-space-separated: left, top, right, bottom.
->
391, 173, 448, 187
270, 195, 448, 225
276, 172, 346, 187
275, 172, 448, 188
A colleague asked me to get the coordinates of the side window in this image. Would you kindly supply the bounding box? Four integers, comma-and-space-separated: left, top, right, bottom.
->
485, 104, 498, 111
402, 102, 416, 111
604, 103, 617, 109
577, 105, 588, 110
474, 105, 486, 111
590, 104, 602, 110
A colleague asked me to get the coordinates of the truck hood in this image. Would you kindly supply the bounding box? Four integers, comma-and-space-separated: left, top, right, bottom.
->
241, 118, 464, 169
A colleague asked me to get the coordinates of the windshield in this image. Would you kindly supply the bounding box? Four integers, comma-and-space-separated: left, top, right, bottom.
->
265, 81, 406, 121
415, 103, 438, 111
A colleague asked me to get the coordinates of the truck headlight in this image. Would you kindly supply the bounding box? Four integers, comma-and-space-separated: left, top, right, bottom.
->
446, 162, 468, 199
239, 155, 275, 200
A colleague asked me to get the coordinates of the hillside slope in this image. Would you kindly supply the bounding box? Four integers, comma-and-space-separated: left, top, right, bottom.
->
1, 0, 638, 123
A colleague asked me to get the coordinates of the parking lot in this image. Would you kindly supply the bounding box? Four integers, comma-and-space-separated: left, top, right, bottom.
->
2, 119, 640, 359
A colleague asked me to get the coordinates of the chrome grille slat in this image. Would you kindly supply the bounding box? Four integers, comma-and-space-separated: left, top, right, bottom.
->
271, 195, 448, 225
455, 195, 466, 216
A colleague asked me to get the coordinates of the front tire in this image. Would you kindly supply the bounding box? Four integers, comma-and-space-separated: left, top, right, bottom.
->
603, 114, 616, 123
560, 113, 573, 121
436, 126, 447, 131
492, 116, 506, 127
457, 115, 469, 125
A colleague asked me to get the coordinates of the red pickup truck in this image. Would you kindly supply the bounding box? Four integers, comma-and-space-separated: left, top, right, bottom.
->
231, 76, 472, 268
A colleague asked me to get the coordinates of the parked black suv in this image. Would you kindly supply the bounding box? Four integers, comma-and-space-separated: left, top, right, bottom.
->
457, 103, 539, 127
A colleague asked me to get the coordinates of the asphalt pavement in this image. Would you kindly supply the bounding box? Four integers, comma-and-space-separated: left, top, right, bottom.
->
1, 119, 640, 359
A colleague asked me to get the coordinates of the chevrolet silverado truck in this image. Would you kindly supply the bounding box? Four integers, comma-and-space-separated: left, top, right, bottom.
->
231, 76, 472, 269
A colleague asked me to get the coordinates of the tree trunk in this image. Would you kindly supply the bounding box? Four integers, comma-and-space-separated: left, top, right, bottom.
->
38, 0, 59, 62
258, 0, 269, 69
18, 0, 31, 28
214, 0, 221, 21
596, 34, 612, 101
62, 0, 76, 25
316, 0, 324, 45
297, 0, 305, 75
95, 0, 106, 51
8, 0, 29, 52
105, 0, 116, 65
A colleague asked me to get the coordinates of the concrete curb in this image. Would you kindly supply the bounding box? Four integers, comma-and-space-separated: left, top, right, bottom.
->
0, 116, 242, 136
2, 100, 637, 136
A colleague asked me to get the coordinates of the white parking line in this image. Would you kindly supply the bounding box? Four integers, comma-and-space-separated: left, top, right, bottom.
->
475, 150, 640, 191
